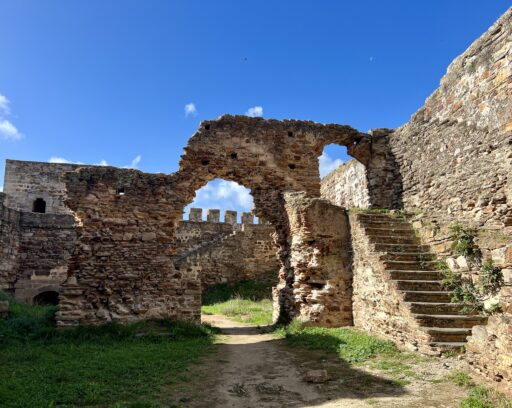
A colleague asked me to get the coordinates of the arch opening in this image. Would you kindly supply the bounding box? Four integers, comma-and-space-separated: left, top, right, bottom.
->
319, 144, 370, 209
33, 290, 59, 306
178, 178, 280, 325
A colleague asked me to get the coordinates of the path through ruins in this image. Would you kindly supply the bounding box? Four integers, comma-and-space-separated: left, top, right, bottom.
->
172, 315, 469, 407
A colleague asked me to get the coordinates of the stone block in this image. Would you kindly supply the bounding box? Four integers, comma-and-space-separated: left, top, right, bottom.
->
206, 209, 220, 222
189, 208, 202, 222
241, 212, 254, 224
224, 210, 237, 224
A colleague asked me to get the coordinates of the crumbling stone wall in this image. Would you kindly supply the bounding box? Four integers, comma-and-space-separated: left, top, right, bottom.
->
174, 208, 278, 288
275, 192, 353, 326
57, 168, 202, 325
320, 159, 370, 209
59, 117, 367, 325
176, 222, 278, 288
0, 193, 20, 291
389, 9, 511, 228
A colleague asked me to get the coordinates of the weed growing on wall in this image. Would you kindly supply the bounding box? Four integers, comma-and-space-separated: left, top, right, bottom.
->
439, 223, 504, 314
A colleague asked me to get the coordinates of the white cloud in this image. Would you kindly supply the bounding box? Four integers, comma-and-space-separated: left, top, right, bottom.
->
245, 106, 263, 117
0, 120, 22, 140
184, 103, 197, 117
319, 152, 343, 178
0, 94, 11, 115
97, 160, 108, 166
127, 155, 141, 169
0, 93, 22, 141
49, 157, 72, 164
186, 179, 253, 220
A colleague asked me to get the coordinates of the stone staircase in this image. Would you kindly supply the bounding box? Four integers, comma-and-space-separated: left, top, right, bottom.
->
356, 212, 487, 351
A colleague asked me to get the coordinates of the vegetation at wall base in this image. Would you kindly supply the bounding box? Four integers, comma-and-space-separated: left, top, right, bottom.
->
449, 371, 512, 408
0, 291, 216, 408
201, 275, 275, 326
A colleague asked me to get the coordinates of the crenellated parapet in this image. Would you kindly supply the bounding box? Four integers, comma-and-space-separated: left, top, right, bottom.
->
183, 207, 264, 225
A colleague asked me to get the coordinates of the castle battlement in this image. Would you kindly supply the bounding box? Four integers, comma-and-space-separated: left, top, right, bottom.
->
184, 207, 267, 225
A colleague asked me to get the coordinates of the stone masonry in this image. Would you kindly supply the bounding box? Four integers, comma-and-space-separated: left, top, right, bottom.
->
0, 7, 510, 389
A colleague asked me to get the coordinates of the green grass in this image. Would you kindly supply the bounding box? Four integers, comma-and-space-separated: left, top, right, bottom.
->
460, 386, 512, 408
274, 320, 397, 363
0, 292, 216, 408
202, 297, 273, 326
449, 370, 512, 408
201, 277, 275, 326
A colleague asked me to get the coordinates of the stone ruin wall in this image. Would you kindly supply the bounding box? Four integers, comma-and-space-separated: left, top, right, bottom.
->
0, 160, 279, 304
174, 208, 279, 288
57, 117, 367, 326
320, 159, 370, 209
389, 9, 512, 386
0, 193, 20, 291
319, 8, 512, 387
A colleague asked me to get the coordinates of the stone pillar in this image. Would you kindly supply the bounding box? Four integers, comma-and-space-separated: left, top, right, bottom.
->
189, 208, 202, 222
206, 209, 220, 222
241, 212, 254, 224
282, 192, 353, 327
224, 210, 237, 224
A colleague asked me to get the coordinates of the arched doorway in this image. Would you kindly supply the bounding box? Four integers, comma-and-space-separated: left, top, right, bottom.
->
33, 290, 59, 306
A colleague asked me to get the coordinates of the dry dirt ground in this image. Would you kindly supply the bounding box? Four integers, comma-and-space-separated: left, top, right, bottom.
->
169, 315, 469, 408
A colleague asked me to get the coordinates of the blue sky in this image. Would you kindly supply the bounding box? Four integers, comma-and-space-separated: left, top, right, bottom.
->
0, 1, 510, 220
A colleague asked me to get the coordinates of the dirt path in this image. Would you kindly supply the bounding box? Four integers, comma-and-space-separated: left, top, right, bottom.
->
175, 315, 469, 408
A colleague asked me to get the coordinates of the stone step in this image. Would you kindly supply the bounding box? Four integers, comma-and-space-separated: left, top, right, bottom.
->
373, 243, 431, 253
429, 342, 467, 351
381, 252, 437, 262
357, 213, 404, 220
395, 280, 444, 291
384, 260, 439, 271
414, 314, 487, 329
389, 270, 443, 281
360, 219, 411, 227
406, 302, 473, 315
369, 235, 421, 245
422, 327, 472, 343
364, 228, 416, 237
401, 290, 453, 303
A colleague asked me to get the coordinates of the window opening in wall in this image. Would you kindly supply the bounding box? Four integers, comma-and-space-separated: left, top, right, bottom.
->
318, 144, 349, 178
33, 290, 59, 306
116, 188, 126, 196
32, 198, 46, 213
184, 178, 255, 223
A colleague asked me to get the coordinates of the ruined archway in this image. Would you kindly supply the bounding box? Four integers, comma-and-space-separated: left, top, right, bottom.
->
58, 115, 368, 326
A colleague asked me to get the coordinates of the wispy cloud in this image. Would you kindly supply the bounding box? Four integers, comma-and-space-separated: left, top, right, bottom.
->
245, 106, 263, 117
126, 155, 141, 169
48, 157, 76, 164
0, 119, 22, 140
184, 102, 197, 117
319, 152, 343, 178
0, 93, 22, 141
0, 94, 11, 115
